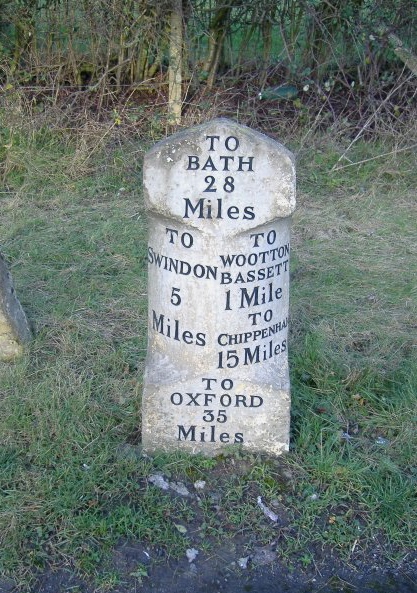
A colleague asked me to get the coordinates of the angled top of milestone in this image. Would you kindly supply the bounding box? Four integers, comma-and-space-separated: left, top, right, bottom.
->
143, 118, 296, 233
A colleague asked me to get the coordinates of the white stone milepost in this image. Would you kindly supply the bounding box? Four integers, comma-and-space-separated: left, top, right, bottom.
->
142, 118, 296, 456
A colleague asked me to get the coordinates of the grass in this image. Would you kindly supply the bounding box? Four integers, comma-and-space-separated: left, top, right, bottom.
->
0, 110, 416, 588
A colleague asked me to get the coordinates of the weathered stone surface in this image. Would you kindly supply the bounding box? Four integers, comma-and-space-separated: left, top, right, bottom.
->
0, 252, 32, 361
142, 118, 296, 456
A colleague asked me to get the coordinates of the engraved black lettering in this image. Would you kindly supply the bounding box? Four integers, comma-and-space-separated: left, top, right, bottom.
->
225, 136, 239, 151
202, 156, 217, 171
206, 135, 220, 151
152, 310, 206, 346
184, 198, 204, 218
219, 155, 235, 170
178, 425, 196, 441
187, 155, 199, 170
237, 156, 254, 171
243, 206, 255, 220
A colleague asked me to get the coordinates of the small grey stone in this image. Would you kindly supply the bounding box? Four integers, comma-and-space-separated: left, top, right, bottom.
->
148, 474, 170, 490
194, 480, 206, 490
169, 480, 190, 496
0, 252, 32, 361
252, 546, 276, 566
186, 548, 199, 563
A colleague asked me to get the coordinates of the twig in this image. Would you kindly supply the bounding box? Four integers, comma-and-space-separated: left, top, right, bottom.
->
331, 143, 417, 171
331, 72, 415, 171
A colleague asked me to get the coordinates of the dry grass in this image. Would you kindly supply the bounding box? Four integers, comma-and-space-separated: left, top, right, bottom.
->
0, 93, 416, 586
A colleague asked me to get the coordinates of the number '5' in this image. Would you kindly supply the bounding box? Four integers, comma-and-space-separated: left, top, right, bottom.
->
170, 287, 181, 306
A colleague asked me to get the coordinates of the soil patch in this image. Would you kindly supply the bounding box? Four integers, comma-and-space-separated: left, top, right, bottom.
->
3, 541, 414, 593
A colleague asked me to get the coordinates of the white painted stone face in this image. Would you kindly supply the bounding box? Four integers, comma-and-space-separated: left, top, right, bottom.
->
142, 118, 296, 456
